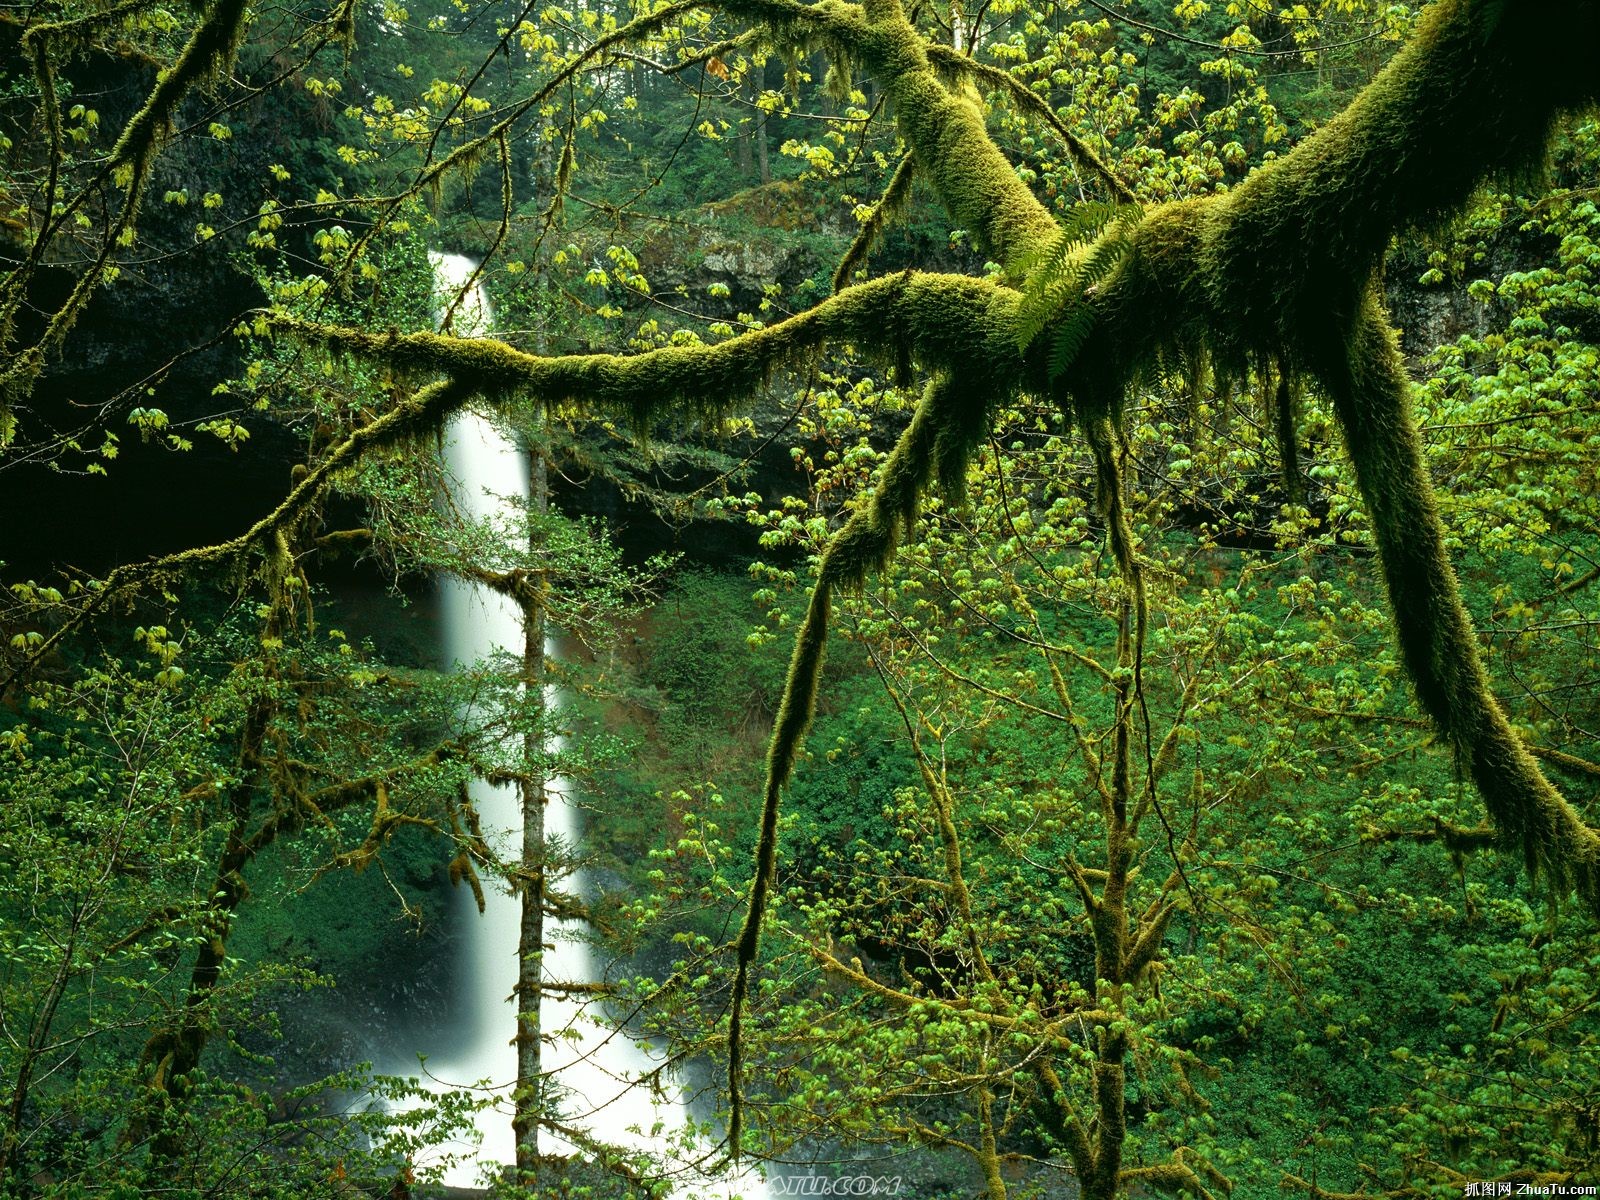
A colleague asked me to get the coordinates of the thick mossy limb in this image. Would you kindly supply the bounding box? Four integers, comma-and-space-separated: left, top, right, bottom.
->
732, 0, 1087, 266
1199, 0, 1600, 346
726, 575, 828, 1157
275, 270, 1026, 437
1055, 0, 1600, 909
857, 0, 1058, 267
1078, 0, 1600, 387
727, 370, 1002, 1153
923, 45, 1134, 205
1319, 297, 1600, 909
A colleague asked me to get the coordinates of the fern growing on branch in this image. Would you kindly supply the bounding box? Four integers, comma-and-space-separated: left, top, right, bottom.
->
1011, 201, 1142, 379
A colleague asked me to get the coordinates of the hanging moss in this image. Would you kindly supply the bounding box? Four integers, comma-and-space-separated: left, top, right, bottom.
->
832, 151, 917, 293
1, 0, 253, 414
275, 0, 1600, 974
273, 269, 1024, 437
268, 0, 1600, 1157
1320, 296, 1600, 903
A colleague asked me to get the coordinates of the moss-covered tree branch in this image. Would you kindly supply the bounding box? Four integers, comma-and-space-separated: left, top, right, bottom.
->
3, 0, 255, 412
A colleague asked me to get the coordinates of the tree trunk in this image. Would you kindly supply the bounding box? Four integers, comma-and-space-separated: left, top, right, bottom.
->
738, 75, 755, 178
513, 405, 550, 1182
753, 60, 770, 185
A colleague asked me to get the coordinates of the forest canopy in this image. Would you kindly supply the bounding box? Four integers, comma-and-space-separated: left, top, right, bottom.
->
2, 0, 1599, 1196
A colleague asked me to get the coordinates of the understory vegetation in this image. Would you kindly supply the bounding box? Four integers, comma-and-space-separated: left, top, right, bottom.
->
2, 0, 1599, 1196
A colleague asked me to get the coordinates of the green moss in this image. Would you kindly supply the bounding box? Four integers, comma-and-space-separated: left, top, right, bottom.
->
1322, 295, 1600, 905
1049, 0, 1600, 908
274, 1, 1600, 1014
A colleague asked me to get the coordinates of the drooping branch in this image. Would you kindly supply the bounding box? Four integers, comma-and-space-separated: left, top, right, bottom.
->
833, 151, 917, 292
3, 0, 257, 409
728, 362, 1012, 1152
133, 1, 1600, 1175
1320, 299, 1600, 904
1044, 0, 1600, 911
14, 268, 1017, 689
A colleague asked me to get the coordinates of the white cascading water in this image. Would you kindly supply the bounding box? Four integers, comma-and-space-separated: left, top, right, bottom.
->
401, 252, 767, 1197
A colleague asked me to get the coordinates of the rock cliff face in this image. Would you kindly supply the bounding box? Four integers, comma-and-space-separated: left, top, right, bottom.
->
640, 180, 846, 306
4, 253, 297, 569
1386, 243, 1506, 358
0, 41, 334, 571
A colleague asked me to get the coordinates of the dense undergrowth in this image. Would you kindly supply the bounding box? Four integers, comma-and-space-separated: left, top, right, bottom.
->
4, 0, 1600, 1195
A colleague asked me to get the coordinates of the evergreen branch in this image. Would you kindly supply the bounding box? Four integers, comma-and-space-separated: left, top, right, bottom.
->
1012, 203, 1141, 384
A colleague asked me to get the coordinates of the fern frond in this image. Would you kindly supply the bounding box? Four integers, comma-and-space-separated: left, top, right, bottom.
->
1009, 200, 1120, 286
1013, 203, 1142, 376
1048, 307, 1097, 379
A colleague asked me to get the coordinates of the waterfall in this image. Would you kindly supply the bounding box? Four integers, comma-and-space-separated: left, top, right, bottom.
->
394, 251, 767, 1197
